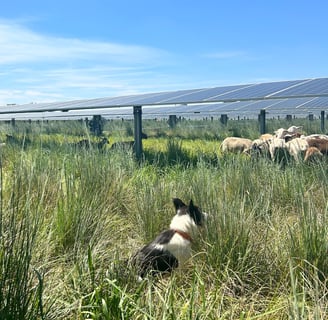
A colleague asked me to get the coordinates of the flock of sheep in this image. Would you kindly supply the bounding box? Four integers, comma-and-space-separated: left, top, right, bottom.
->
220, 126, 328, 163
2, 127, 328, 164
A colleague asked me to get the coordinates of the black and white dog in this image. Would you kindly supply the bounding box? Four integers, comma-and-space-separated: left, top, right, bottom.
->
132, 198, 207, 280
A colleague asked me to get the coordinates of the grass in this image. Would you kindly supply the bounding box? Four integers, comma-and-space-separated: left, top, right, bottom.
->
0, 118, 328, 319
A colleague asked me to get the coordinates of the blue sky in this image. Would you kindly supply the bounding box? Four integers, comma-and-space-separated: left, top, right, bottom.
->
1, 0, 328, 106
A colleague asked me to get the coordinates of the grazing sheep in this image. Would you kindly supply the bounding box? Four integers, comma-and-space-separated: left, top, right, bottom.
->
244, 139, 270, 158
304, 146, 323, 162
305, 137, 328, 155
286, 137, 309, 162
284, 133, 302, 142
259, 133, 274, 141
110, 132, 148, 150
274, 128, 289, 139
267, 137, 291, 163
304, 134, 328, 140
287, 126, 302, 134
110, 141, 135, 150
75, 137, 109, 150
274, 128, 301, 141
220, 137, 252, 153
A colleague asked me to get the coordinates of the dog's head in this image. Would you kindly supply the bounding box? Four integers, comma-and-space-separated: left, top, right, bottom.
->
171, 198, 207, 233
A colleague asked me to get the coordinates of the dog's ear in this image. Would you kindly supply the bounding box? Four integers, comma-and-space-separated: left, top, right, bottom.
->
173, 198, 186, 210
189, 199, 194, 208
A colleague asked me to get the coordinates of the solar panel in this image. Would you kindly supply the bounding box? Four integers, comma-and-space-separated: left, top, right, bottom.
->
270, 78, 328, 97
1, 78, 328, 118
205, 79, 306, 101
301, 96, 328, 108
157, 84, 250, 104
235, 100, 282, 111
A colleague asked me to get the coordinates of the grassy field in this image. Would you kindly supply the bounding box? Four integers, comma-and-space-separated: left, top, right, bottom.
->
0, 118, 327, 319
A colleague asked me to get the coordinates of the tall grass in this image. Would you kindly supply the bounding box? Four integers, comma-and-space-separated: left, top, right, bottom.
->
0, 119, 327, 319
0, 153, 46, 319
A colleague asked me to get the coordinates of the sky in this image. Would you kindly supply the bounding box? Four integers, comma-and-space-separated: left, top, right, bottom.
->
1, 0, 328, 106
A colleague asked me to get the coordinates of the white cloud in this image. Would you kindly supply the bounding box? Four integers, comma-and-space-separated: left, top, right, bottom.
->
0, 20, 166, 65
0, 20, 176, 105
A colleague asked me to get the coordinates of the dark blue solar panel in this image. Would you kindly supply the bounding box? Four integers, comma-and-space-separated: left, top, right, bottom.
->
246, 101, 277, 110
143, 106, 175, 114
270, 78, 328, 98
158, 84, 250, 104
188, 103, 226, 112
207, 101, 255, 112
218, 101, 253, 111
301, 96, 328, 108
102, 89, 201, 106
265, 97, 312, 109
206, 79, 306, 101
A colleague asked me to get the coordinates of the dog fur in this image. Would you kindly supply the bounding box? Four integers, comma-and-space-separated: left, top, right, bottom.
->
131, 198, 207, 280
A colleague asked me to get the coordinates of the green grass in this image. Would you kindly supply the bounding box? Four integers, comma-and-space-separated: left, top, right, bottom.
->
0, 118, 328, 319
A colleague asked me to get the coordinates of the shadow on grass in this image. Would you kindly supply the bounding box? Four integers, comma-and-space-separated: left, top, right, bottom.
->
143, 138, 220, 168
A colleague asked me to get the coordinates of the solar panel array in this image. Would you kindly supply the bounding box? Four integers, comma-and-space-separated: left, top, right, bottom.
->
0, 78, 328, 120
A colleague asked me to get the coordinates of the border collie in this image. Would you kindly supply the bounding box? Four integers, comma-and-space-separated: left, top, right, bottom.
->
132, 198, 207, 280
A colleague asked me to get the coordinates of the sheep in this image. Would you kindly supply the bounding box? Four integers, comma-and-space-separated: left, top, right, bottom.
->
304, 147, 323, 162
110, 132, 148, 150
244, 138, 270, 158
274, 128, 289, 139
259, 133, 274, 141
286, 137, 309, 162
305, 137, 328, 155
303, 134, 328, 140
287, 126, 302, 134
267, 137, 292, 163
220, 137, 252, 153
274, 128, 301, 141
74, 137, 109, 150
110, 141, 135, 150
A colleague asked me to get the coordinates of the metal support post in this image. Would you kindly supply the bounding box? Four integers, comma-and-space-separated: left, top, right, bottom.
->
259, 109, 266, 134
321, 110, 325, 132
133, 106, 143, 160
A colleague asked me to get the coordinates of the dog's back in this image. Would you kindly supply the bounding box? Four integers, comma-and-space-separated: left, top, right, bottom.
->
132, 229, 179, 278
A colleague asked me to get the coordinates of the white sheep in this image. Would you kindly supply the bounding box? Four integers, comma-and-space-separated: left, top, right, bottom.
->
220, 137, 253, 153
286, 137, 309, 162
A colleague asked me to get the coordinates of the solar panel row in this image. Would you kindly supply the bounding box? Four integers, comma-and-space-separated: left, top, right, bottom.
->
0, 78, 328, 118
0, 96, 327, 121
